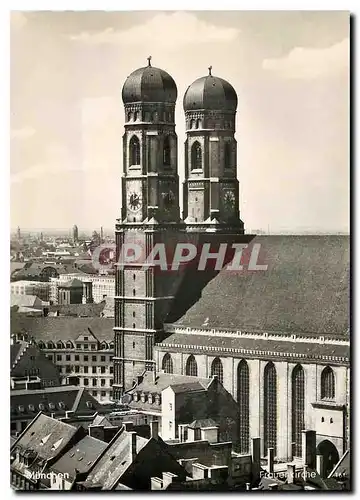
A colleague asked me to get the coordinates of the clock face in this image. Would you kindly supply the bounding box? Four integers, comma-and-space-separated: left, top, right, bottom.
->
223, 190, 235, 211
127, 191, 142, 212
162, 190, 175, 211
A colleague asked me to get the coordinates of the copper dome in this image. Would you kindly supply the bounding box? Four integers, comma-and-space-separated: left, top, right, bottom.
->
183, 74, 237, 112
122, 63, 177, 104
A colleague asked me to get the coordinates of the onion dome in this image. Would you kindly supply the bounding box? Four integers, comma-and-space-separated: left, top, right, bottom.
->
122, 56, 177, 104
183, 66, 237, 112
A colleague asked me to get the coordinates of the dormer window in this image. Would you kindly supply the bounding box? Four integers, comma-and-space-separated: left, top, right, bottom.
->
148, 393, 153, 404
39, 403, 45, 411
133, 392, 139, 402
48, 403, 56, 410
141, 392, 146, 403
86, 401, 93, 409
56, 341, 63, 349
18, 405, 25, 413
28, 404, 35, 412
58, 402, 65, 409
155, 394, 161, 405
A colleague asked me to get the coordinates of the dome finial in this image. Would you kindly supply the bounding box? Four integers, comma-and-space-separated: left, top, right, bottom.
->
208, 65, 212, 76
147, 55, 152, 67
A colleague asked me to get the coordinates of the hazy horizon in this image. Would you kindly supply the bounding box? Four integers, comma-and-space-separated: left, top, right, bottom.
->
11, 11, 350, 233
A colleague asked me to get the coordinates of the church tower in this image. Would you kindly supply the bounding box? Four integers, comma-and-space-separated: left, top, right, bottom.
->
182, 67, 244, 233
113, 58, 184, 399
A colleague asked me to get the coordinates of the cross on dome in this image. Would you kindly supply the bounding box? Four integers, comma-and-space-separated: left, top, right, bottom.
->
147, 56, 152, 67
208, 65, 212, 76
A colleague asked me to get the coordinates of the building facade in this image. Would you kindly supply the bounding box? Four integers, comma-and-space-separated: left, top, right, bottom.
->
11, 318, 114, 403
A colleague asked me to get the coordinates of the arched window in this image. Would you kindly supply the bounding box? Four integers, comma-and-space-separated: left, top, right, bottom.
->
190, 119, 195, 129
186, 355, 198, 377
191, 141, 202, 170
127, 112, 132, 122
56, 341, 63, 349
264, 362, 277, 455
196, 119, 201, 129
133, 111, 138, 121
211, 357, 223, 384
163, 136, 171, 166
129, 136, 140, 166
321, 366, 335, 400
47, 342, 54, 349
224, 142, 232, 169
292, 364, 305, 457
237, 360, 250, 454
38, 341, 45, 349
162, 353, 173, 374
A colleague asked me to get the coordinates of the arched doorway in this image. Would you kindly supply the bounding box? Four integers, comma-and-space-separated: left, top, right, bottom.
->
317, 440, 340, 477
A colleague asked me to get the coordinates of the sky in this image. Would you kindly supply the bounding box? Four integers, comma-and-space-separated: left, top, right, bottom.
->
10, 10, 350, 233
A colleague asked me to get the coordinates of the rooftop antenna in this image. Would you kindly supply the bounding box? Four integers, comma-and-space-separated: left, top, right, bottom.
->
147, 55, 152, 67
208, 65, 212, 76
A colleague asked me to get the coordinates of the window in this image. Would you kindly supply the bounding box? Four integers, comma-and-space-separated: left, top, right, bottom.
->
133, 342, 136, 349
75, 366, 80, 373
101, 379, 106, 387
93, 390, 97, 397
66, 355, 71, 361
84, 366, 88, 373
292, 364, 305, 457
66, 342, 73, 349
91, 344, 96, 350
47, 354, 53, 361
92, 366, 97, 374
56, 342, 63, 349
110, 379, 113, 386
84, 378, 89, 386
84, 355, 88, 362
169, 403, 173, 411
56, 355, 62, 361
264, 362, 277, 455
237, 360, 250, 454
66, 365, 71, 373
100, 366, 105, 374
101, 391, 106, 397
76, 344, 81, 349
162, 353, 173, 374
129, 136, 140, 165
110, 366, 113, 374
185, 355, 198, 377
321, 366, 335, 400
163, 136, 171, 166
92, 379, 97, 387
211, 357, 223, 384
75, 355, 80, 361
84, 344, 88, 350
48, 342, 54, 349
84, 336, 88, 341
191, 141, 202, 170
133, 311, 136, 317
224, 142, 232, 169
92, 356, 97, 362
101, 356, 106, 362
133, 289, 136, 296
196, 119, 201, 129
169, 421, 173, 430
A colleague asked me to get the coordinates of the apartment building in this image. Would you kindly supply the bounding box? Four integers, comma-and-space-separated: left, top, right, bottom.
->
11, 317, 114, 403
10, 280, 51, 302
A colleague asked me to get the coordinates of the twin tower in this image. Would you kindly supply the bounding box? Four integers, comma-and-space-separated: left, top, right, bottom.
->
119, 57, 244, 232
113, 59, 245, 397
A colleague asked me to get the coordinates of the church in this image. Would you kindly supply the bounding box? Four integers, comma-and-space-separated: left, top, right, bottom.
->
113, 58, 350, 472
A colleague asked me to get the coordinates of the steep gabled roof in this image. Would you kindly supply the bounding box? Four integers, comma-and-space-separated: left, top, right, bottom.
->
51, 435, 107, 479
10, 316, 114, 343
174, 235, 349, 335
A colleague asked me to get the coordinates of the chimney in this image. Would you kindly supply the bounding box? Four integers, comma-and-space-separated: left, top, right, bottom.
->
302, 464, 308, 483
65, 410, 74, 419
267, 447, 274, 475
162, 472, 180, 489
122, 421, 134, 432
246, 483, 251, 491
268, 483, 278, 491
301, 430, 316, 469
251, 437, 261, 481
150, 420, 159, 440
287, 464, 296, 484
129, 431, 137, 462
316, 454, 325, 478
